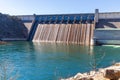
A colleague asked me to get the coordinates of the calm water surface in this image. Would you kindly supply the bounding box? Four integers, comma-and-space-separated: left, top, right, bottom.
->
0, 41, 120, 80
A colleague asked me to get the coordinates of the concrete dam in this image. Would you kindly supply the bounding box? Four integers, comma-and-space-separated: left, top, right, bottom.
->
17, 9, 120, 45
17, 14, 94, 45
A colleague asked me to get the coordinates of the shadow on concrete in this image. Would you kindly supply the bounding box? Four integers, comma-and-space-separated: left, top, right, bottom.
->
96, 19, 120, 28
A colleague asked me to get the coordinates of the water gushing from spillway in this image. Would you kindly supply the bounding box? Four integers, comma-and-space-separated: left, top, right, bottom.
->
33, 23, 94, 45
29, 15, 94, 45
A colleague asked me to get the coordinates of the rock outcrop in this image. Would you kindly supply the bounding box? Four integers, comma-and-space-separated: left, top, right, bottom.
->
62, 63, 120, 80
105, 63, 120, 80
0, 13, 28, 39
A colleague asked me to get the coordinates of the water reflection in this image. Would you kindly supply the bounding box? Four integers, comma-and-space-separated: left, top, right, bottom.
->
33, 42, 92, 54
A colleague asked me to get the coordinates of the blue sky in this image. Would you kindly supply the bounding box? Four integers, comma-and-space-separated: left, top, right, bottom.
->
0, 0, 120, 15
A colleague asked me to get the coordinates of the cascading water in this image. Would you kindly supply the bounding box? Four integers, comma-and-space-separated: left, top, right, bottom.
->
31, 15, 94, 45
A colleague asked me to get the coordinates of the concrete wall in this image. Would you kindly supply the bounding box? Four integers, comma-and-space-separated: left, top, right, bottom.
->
17, 15, 34, 21
99, 12, 120, 19
94, 29, 120, 40
23, 22, 33, 34
94, 29, 120, 44
95, 11, 120, 28
94, 11, 120, 44
96, 19, 120, 28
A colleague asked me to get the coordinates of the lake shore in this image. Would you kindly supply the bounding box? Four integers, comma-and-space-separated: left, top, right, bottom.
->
61, 63, 120, 80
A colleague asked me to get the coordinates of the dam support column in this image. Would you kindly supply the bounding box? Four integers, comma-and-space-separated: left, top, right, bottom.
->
90, 9, 99, 45
95, 9, 99, 23
90, 21, 95, 45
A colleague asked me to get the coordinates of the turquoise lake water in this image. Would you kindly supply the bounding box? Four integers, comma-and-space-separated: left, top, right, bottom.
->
0, 41, 120, 80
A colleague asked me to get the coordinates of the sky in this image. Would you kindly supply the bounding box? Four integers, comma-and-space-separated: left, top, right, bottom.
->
0, 0, 120, 15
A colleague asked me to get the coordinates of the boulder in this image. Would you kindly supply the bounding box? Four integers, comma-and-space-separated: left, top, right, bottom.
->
105, 69, 120, 80
78, 77, 94, 80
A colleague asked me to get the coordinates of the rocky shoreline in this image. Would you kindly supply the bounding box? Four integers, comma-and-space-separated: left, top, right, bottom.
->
61, 63, 120, 80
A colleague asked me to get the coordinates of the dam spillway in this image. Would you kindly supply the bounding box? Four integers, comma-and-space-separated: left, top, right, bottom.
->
33, 22, 94, 45
33, 15, 94, 45
18, 14, 95, 45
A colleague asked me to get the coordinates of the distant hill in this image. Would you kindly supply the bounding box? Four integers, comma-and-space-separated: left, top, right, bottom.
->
0, 13, 28, 39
